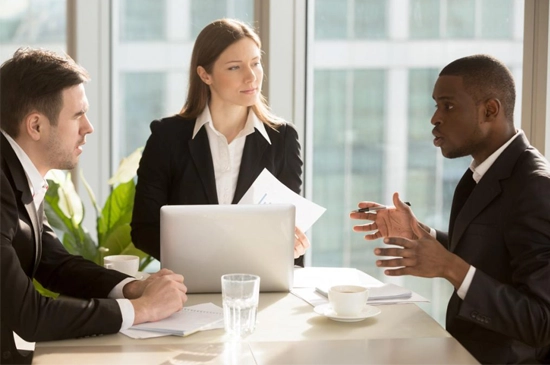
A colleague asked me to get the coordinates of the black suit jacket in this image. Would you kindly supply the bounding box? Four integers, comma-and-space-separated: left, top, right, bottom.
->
0, 135, 129, 364
435, 132, 550, 364
131, 115, 304, 266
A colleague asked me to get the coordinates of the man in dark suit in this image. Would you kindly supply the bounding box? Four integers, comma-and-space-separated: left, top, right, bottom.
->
0, 48, 188, 364
351, 55, 550, 364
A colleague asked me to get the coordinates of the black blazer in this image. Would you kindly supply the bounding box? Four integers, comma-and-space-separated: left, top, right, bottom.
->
0, 135, 129, 364
131, 115, 304, 266
436, 132, 550, 364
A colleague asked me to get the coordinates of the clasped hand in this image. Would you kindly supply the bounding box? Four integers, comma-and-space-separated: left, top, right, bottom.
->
123, 268, 188, 324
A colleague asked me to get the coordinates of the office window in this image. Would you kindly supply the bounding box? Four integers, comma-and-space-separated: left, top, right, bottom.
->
0, 0, 66, 62
191, 0, 254, 39
312, 69, 385, 266
120, 0, 166, 41
481, 0, 514, 39
119, 72, 166, 157
314, 0, 348, 40
314, 0, 387, 40
308, 0, 524, 325
410, 0, 515, 40
112, 0, 254, 164
446, 0, 475, 38
354, 0, 387, 39
409, 0, 441, 39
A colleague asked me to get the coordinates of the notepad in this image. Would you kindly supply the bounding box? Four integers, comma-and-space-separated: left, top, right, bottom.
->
315, 283, 412, 301
129, 302, 224, 337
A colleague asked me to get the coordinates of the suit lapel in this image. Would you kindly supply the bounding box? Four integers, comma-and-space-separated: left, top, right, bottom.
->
188, 126, 218, 204
449, 133, 530, 251
232, 131, 269, 204
450, 176, 501, 251
1, 135, 42, 275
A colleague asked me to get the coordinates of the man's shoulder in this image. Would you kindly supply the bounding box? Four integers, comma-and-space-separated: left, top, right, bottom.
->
517, 146, 550, 177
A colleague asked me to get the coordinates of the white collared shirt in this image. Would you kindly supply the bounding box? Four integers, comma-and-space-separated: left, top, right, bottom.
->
428, 130, 521, 299
1, 130, 134, 331
193, 105, 272, 204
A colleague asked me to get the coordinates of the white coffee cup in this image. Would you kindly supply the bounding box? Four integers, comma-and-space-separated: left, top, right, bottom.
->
104, 255, 139, 277
328, 285, 369, 317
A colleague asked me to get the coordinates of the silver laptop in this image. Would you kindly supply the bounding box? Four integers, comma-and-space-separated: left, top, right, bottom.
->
160, 204, 295, 293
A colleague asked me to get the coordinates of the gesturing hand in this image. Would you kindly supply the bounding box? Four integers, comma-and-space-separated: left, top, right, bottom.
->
351, 192, 418, 240
374, 222, 469, 288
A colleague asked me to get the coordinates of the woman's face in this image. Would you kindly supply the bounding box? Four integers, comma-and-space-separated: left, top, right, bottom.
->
198, 37, 263, 108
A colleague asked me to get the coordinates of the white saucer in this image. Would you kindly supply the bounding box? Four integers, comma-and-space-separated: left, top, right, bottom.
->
314, 303, 381, 322
134, 271, 150, 280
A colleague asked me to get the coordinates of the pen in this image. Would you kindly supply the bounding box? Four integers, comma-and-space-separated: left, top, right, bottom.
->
352, 202, 411, 213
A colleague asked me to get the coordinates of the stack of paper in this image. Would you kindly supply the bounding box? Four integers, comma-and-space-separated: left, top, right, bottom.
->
121, 303, 224, 339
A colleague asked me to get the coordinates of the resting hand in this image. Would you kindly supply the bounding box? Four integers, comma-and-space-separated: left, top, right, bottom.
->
374, 223, 469, 288
351, 192, 419, 240
130, 271, 187, 324
123, 268, 182, 299
294, 226, 310, 258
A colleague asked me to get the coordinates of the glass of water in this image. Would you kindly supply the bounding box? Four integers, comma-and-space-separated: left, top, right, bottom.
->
221, 273, 260, 338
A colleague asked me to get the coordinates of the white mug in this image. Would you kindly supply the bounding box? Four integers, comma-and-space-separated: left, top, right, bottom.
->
328, 285, 369, 317
103, 255, 139, 277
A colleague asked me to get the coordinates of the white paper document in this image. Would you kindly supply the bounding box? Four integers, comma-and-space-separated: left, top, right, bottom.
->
238, 168, 326, 232
122, 303, 224, 338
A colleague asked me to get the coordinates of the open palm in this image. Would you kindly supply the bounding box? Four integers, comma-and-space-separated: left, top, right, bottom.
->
375, 205, 417, 239
352, 192, 419, 240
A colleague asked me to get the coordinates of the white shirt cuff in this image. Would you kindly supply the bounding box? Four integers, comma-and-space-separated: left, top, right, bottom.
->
429, 227, 436, 238
457, 265, 476, 299
108, 278, 135, 299
116, 299, 135, 330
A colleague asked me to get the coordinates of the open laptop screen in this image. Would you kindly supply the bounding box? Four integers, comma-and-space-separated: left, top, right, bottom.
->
160, 204, 295, 293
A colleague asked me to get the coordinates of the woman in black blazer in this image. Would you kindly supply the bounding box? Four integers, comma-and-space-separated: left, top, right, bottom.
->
131, 18, 309, 265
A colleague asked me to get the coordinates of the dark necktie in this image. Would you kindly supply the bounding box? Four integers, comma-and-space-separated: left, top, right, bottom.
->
448, 169, 476, 242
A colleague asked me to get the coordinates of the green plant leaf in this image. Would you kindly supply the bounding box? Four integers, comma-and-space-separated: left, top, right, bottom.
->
101, 224, 132, 254
108, 147, 142, 185
62, 231, 79, 255
79, 227, 100, 264
57, 172, 84, 226
98, 180, 135, 244
119, 244, 153, 271
33, 279, 59, 299
44, 184, 72, 232
80, 169, 101, 218
45, 183, 79, 236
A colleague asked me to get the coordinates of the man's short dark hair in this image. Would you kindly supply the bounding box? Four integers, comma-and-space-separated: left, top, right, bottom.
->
440, 54, 516, 122
0, 47, 90, 138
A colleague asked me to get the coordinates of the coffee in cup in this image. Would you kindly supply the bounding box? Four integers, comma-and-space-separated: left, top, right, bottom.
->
103, 255, 139, 277
328, 285, 369, 316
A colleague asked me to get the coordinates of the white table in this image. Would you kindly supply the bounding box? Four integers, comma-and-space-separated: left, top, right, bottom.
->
35, 291, 479, 364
